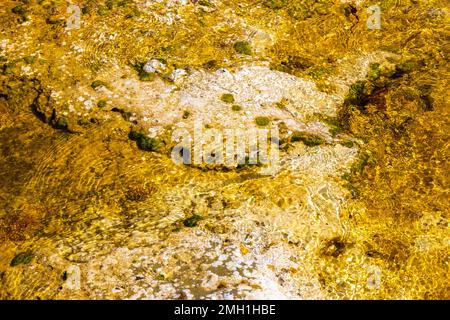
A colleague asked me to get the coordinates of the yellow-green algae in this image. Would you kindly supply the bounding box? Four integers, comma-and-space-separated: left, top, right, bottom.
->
0, 0, 448, 299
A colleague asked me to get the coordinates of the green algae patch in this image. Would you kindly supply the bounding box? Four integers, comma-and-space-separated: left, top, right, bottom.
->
290, 132, 324, 147
231, 105, 242, 111
97, 100, 107, 108
198, 0, 214, 7
183, 214, 203, 228
255, 116, 270, 126
91, 80, 108, 90
340, 139, 354, 148
2, 62, 17, 75
11, 5, 28, 22
263, 0, 286, 10
344, 80, 367, 108
10, 251, 34, 267
367, 63, 381, 81
132, 62, 157, 82
97, 6, 110, 16
315, 114, 344, 136
23, 56, 37, 65
233, 41, 252, 55
129, 129, 161, 152
350, 151, 373, 176
54, 117, 69, 131
220, 93, 235, 104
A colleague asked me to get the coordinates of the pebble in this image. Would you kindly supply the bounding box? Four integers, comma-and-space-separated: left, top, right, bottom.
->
169, 68, 187, 82
143, 59, 166, 74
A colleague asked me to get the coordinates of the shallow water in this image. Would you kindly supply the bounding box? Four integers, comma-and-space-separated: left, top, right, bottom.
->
0, 0, 448, 299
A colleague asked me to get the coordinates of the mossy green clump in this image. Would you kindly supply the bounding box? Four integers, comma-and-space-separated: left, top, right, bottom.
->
307, 66, 333, 79
368, 63, 381, 81
231, 105, 242, 111
2, 62, 16, 75
23, 56, 36, 64
344, 181, 360, 198
54, 117, 69, 130
97, 99, 107, 108
290, 132, 324, 147
319, 115, 344, 136
138, 72, 156, 82
122, 111, 133, 121
233, 41, 252, 55
183, 214, 203, 227
263, 0, 286, 10
155, 274, 165, 281
129, 130, 161, 152
341, 139, 354, 148
128, 130, 141, 141
344, 80, 367, 107
104, 0, 133, 10
198, 0, 214, 7
255, 116, 270, 126
132, 62, 157, 82
91, 80, 108, 90
81, 5, 91, 15
272, 56, 314, 75
11, 6, 28, 22
106, 0, 115, 9
220, 93, 235, 104
137, 136, 160, 151
46, 18, 64, 25
97, 6, 109, 16
111, 107, 133, 121
10, 251, 34, 267
349, 151, 374, 176
391, 60, 420, 78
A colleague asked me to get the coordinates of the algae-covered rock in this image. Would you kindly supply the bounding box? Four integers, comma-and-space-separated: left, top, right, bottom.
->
54, 117, 69, 130
10, 251, 34, 267
183, 214, 203, 227
263, 0, 286, 10
231, 104, 242, 111
97, 100, 107, 108
91, 80, 108, 90
255, 116, 270, 126
233, 41, 252, 55
11, 5, 28, 22
290, 132, 324, 147
129, 129, 161, 152
220, 93, 235, 104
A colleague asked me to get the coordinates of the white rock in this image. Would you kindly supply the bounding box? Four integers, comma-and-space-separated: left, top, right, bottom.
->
169, 68, 187, 82
143, 59, 166, 74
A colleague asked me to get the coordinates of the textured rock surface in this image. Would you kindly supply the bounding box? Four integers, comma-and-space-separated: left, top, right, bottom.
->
0, 0, 448, 300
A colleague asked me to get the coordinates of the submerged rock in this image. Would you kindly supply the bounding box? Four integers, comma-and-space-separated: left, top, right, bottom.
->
10, 251, 34, 267
143, 59, 167, 74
